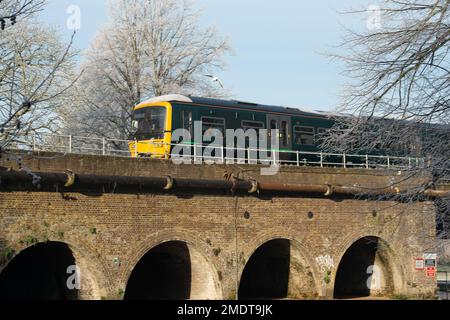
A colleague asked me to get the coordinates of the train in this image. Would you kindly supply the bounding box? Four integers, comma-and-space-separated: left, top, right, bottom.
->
127, 94, 427, 165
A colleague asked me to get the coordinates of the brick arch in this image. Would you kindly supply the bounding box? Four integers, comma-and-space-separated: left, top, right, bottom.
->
332, 232, 406, 297
122, 230, 223, 300
63, 237, 110, 300
239, 232, 321, 299
0, 237, 106, 300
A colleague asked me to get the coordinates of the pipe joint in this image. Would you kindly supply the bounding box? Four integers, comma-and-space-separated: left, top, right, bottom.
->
164, 176, 174, 190
64, 170, 76, 188
248, 180, 259, 194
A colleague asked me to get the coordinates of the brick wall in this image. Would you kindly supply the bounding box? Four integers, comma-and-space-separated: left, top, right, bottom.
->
0, 152, 438, 299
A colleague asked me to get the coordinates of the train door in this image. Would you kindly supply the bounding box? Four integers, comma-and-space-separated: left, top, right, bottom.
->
267, 114, 292, 161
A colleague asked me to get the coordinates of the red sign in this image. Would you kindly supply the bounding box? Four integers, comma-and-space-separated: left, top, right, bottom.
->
426, 267, 436, 278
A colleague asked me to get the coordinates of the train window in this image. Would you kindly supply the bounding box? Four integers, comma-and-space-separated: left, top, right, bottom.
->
270, 120, 277, 130
242, 121, 264, 129
131, 107, 166, 140
316, 128, 329, 143
182, 111, 193, 135
201, 117, 226, 136
202, 117, 225, 126
281, 121, 289, 145
294, 126, 315, 145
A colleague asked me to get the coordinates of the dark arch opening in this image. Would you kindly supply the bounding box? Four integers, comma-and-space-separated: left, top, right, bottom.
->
124, 241, 192, 300
0, 242, 78, 300
238, 239, 290, 300
334, 237, 392, 299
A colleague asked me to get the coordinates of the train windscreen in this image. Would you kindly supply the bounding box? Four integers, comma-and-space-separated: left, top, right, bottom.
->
131, 107, 167, 140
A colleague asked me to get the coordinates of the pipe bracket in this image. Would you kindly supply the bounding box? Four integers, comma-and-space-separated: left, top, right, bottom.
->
324, 184, 334, 197
164, 176, 174, 190
248, 180, 259, 194
64, 170, 75, 188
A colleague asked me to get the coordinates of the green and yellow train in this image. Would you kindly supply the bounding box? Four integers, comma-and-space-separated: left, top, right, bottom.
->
129, 94, 336, 160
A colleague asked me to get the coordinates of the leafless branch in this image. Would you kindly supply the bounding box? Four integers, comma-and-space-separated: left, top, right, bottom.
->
322, 0, 450, 245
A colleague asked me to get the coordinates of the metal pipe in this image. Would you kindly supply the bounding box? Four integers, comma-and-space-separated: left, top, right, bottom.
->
0, 170, 169, 190
0, 170, 251, 193
250, 182, 450, 197
0, 170, 448, 198
258, 182, 329, 194
173, 178, 251, 191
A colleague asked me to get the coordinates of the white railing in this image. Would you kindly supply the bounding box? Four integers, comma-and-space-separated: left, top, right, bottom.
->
4, 131, 424, 170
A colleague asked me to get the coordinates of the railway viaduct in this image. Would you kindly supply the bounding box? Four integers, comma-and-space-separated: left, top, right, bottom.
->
0, 151, 444, 300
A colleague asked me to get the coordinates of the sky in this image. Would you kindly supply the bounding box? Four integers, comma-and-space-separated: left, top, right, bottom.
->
40, 0, 370, 112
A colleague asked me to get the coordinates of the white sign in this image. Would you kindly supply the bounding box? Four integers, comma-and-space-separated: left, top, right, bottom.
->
423, 253, 437, 260
415, 259, 425, 270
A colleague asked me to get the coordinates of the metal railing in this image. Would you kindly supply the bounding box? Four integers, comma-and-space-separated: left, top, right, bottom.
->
5, 131, 424, 170
438, 271, 450, 300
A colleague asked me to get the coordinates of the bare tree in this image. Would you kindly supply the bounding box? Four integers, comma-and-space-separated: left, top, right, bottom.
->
0, 20, 78, 150
62, 0, 231, 140
0, 0, 45, 30
322, 1, 450, 243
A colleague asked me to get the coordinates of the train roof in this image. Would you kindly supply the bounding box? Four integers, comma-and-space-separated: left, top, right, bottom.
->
137, 95, 449, 129
139, 94, 331, 118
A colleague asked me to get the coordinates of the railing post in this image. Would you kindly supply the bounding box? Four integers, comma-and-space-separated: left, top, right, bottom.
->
343, 154, 347, 169
408, 157, 412, 169
68, 135, 72, 153
296, 151, 300, 167
102, 138, 106, 156
193, 143, 197, 163
447, 271, 449, 300
387, 156, 391, 169
221, 146, 225, 164
320, 152, 324, 168
365, 155, 369, 169
444, 271, 449, 300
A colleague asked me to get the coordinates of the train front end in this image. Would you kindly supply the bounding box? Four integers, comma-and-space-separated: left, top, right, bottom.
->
129, 101, 172, 158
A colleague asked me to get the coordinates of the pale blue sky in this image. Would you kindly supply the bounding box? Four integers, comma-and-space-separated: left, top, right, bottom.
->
40, 0, 369, 111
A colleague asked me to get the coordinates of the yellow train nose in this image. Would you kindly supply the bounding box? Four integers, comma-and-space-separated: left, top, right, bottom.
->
129, 140, 169, 158
128, 142, 138, 157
